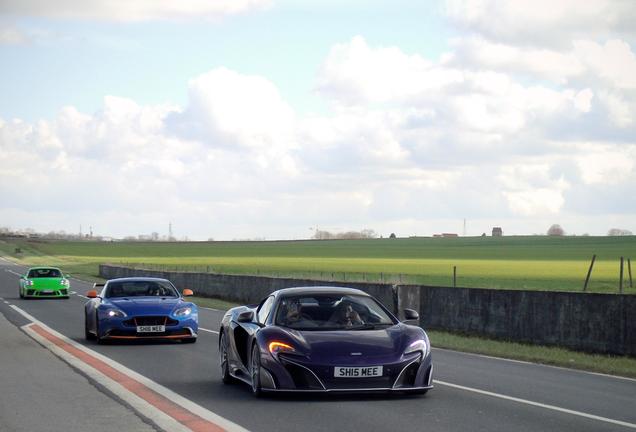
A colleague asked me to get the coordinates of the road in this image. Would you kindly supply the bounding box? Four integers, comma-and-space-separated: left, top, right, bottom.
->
1, 257, 635, 432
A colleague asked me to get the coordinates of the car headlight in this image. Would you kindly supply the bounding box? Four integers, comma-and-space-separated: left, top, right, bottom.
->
173, 306, 192, 317
405, 339, 428, 356
25, 280, 33, 286
268, 341, 296, 355
106, 308, 126, 318
60, 279, 69, 286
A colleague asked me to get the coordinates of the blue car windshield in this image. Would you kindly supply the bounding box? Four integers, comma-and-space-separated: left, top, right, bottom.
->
106, 281, 178, 298
275, 294, 396, 330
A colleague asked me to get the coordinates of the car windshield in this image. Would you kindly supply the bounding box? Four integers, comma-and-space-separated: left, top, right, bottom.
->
28, 268, 62, 278
105, 281, 178, 298
275, 294, 395, 330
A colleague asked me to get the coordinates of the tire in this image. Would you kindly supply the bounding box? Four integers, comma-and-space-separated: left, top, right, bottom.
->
250, 343, 262, 397
19, 287, 24, 299
95, 313, 105, 344
85, 312, 96, 341
219, 332, 233, 384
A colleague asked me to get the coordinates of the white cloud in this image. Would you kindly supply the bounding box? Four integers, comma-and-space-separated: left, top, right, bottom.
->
0, 0, 271, 22
445, 0, 636, 47
2, 26, 636, 239
0, 24, 29, 44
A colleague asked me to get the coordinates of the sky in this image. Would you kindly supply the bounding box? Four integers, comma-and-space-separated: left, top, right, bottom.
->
0, 0, 635, 240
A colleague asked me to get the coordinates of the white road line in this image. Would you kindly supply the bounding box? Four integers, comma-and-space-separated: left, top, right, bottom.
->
435, 380, 636, 429
201, 306, 223, 312
432, 347, 636, 383
11, 303, 249, 432
199, 327, 219, 334
76, 294, 88, 299
3, 301, 9, 304
4, 269, 22, 276
10, 304, 40, 323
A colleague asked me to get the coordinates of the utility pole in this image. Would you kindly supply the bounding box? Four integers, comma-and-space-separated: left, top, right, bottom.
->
169, 222, 173, 240
79, 224, 82, 238
463, 218, 466, 236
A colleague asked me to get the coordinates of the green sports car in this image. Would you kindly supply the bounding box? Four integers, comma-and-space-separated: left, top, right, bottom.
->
19, 267, 70, 299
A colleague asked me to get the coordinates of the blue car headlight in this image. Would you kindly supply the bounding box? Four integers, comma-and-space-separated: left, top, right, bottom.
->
173, 306, 193, 317
405, 339, 428, 356
105, 308, 127, 318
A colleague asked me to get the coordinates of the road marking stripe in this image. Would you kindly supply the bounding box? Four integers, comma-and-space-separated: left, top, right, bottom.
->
201, 306, 224, 312
199, 327, 219, 334
432, 347, 636, 383
435, 380, 636, 429
3, 301, 9, 304
10, 304, 248, 432
4, 269, 22, 276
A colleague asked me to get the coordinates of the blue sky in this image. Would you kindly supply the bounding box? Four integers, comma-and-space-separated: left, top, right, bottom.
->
1, 1, 635, 240
1, 1, 450, 121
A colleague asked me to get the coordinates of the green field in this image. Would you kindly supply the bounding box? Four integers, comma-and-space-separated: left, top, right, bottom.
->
1, 236, 635, 293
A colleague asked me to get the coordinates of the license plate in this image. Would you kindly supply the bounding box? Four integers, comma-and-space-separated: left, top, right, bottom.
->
41, 291, 53, 295
136, 325, 165, 333
334, 366, 383, 378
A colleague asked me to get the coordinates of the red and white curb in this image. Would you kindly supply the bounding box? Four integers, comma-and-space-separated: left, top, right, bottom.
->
10, 305, 248, 432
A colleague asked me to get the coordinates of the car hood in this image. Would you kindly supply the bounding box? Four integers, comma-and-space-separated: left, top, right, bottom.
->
290, 326, 409, 364
107, 297, 183, 316
30, 278, 63, 289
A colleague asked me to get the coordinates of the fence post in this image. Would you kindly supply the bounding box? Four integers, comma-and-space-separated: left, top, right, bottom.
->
619, 257, 624, 293
380, 272, 384, 282
583, 254, 596, 292
628, 258, 633, 288
453, 266, 457, 288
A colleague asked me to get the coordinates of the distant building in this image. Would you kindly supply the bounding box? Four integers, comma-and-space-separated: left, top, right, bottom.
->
492, 227, 503, 236
434, 233, 458, 238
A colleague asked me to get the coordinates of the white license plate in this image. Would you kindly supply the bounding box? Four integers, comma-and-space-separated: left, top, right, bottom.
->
41, 291, 53, 294
136, 325, 165, 333
334, 366, 383, 378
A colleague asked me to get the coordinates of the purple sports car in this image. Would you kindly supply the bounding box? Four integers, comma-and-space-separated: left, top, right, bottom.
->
218, 286, 433, 396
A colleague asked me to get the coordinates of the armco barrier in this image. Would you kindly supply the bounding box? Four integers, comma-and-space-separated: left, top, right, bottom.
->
99, 264, 635, 356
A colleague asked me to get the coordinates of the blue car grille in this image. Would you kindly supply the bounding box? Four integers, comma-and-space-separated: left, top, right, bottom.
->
122, 316, 179, 327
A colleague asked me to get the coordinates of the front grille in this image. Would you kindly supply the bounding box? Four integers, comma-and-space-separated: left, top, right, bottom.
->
107, 328, 192, 337
280, 359, 324, 390
123, 316, 179, 327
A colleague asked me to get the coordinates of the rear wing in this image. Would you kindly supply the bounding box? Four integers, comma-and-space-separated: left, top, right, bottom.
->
93, 283, 105, 290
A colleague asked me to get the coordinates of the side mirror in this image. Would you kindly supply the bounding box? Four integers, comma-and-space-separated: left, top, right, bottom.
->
86, 290, 98, 299
237, 310, 254, 323
182, 289, 194, 297
65, 274, 71, 278
19, 275, 25, 279
403, 308, 419, 321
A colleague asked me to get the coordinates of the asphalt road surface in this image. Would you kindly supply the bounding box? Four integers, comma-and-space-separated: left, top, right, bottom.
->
1, 257, 635, 432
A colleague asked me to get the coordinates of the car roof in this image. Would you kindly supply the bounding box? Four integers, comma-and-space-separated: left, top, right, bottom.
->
28, 267, 62, 271
273, 286, 370, 297
106, 277, 171, 284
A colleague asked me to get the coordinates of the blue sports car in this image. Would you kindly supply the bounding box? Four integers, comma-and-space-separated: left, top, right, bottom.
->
218, 286, 433, 396
84, 277, 198, 344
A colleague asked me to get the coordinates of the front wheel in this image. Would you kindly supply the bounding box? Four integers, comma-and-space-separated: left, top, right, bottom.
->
250, 343, 262, 397
219, 332, 233, 384
19, 287, 24, 299
85, 312, 96, 341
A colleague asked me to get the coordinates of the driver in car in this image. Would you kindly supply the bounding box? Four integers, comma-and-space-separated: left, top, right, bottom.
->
330, 302, 364, 327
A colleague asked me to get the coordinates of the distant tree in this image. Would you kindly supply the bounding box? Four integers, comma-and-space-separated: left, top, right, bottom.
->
547, 224, 565, 236
607, 228, 633, 236
389, 233, 396, 239
481, 233, 486, 237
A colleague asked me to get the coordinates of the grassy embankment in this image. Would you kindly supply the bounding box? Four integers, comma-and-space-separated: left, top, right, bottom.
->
1, 236, 635, 293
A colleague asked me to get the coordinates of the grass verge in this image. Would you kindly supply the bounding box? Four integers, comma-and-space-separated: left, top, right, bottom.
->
190, 296, 241, 311
428, 330, 636, 378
